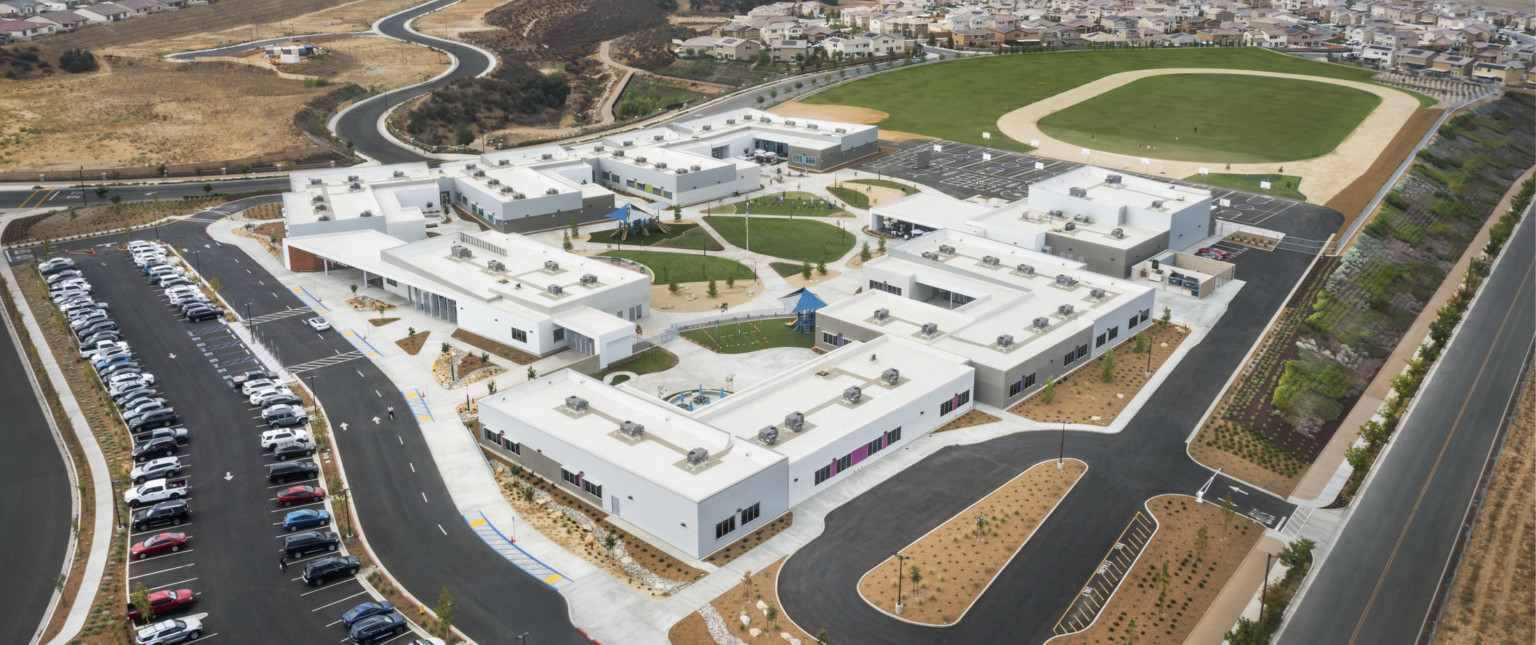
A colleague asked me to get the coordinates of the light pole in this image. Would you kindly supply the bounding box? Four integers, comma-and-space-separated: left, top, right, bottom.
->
516, 633, 530, 644
1058, 420, 1065, 470
189, 250, 201, 277
893, 553, 910, 614
1145, 338, 1153, 379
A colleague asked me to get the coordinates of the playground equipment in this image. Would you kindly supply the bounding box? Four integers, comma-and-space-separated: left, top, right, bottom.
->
780, 288, 827, 334
604, 204, 669, 242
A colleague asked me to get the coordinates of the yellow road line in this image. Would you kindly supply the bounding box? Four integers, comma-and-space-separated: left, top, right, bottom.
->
17, 188, 42, 208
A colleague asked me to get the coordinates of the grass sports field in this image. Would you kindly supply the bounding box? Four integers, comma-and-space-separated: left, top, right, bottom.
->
602, 250, 755, 284
682, 317, 815, 354
1188, 173, 1308, 201
1037, 74, 1380, 163
802, 48, 1431, 152
703, 216, 857, 263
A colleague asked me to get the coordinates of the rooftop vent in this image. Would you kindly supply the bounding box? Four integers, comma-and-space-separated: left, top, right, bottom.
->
1151, 199, 1164, 209
690, 164, 701, 171
1069, 187, 1088, 198
785, 411, 805, 430
1058, 304, 1075, 316
465, 164, 477, 170
1032, 316, 1050, 329
541, 153, 553, 160
981, 255, 1000, 267
565, 396, 588, 413
808, 123, 819, 130
473, 170, 486, 178
677, 168, 689, 174
1016, 264, 1035, 276
920, 251, 940, 260
882, 368, 900, 385
451, 245, 472, 259
653, 134, 665, 142
938, 245, 956, 255
655, 162, 668, 169
512, 192, 526, 200
1073, 214, 1087, 222
487, 260, 506, 272
1056, 274, 1077, 287
500, 186, 514, 194
1090, 288, 1105, 299
580, 273, 598, 285
498, 159, 510, 166
312, 195, 325, 204
594, 145, 604, 152
726, 118, 737, 125
315, 204, 328, 212
687, 448, 709, 465
547, 284, 564, 297
318, 214, 331, 221
1112, 228, 1124, 238
545, 188, 560, 196
618, 420, 645, 438
784, 119, 796, 126
392, 170, 405, 178
701, 124, 713, 131
544, 260, 560, 272
359, 210, 374, 218
347, 174, 360, 182
613, 150, 625, 157
843, 386, 863, 404
622, 140, 634, 147
758, 426, 779, 445
759, 116, 772, 123
835, 127, 847, 133
309, 178, 323, 186
1064, 222, 1076, 231
487, 178, 501, 186
1105, 174, 1123, 185
920, 322, 938, 336
1049, 209, 1064, 218
349, 182, 362, 191
635, 156, 648, 164
997, 334, 1014, 348
873, 308, 889, 321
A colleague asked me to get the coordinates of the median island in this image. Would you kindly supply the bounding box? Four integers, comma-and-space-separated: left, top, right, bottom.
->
857, 459, 1087, 625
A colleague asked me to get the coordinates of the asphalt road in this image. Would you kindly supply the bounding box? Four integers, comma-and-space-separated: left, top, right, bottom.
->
0, 273, 72, 645
333, 0, 496, 164
0, 179, 289, 211
777, 204, 1345, 644
1279, 212, 1535, 645
128, 217, 590, 644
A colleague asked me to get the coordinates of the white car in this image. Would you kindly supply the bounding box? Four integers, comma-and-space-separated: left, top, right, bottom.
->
240, 378, 276, 396
130, 456, 182, 484
260, 426, 312, 449
80, 340, 129, 359
106, 372, 155, 392
305, 317, 331, 331
134, 617, 202, 645
249, 386, 292, 406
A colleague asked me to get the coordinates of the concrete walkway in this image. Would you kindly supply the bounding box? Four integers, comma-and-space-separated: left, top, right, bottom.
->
1289, 164, 1536, 506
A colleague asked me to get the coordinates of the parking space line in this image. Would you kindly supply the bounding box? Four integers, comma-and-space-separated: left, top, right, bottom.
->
146, 577, 198, 592
129, 562, 197, 580
311, 590, 370, 613
300, 579, 362, 597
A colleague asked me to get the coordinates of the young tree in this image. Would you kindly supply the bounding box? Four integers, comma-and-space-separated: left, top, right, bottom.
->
860, 241, 872, 262
1134, 330, 1147, 354
526, 366, 537, 380
673, 204, 682, 222
441, 342, 451, 354
800, 261, 812, 280
1160, 306, 1172, 325
877, 236, 886, 253
726, 275, 735, 289
40, 238, 50, 256
668, 280, 680, 294
94, 185, 109, 199
1042, 377, 1056, 404
816, 260, 827, 275
1125, 618, 1139, 644
209, 274, 222, 292
707, 279, 718, 298
201, 183, 212, 194
454, 122, 475, 147
1099, 346, 1114, 382
1194, 525, 1209, 557
569, 213, 579, 238
1278, 538, 1316, 568
1157, 562, 1171, 615
1224, 617, 1266, 645
435, 587, 457, 640
1220, 492, 1236, 541
130, 582, 155, 623
815, 628, 830, 645
350, 284, 359, 296
908, 564, 921, 595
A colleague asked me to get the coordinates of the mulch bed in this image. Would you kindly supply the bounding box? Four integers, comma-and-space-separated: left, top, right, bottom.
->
395, 331, 429, 355
451, 328, 542, 365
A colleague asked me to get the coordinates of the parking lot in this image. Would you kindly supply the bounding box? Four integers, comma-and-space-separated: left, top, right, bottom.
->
50, 243, 429, 644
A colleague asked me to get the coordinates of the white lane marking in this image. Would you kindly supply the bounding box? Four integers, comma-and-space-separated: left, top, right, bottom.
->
438, 524, 446, 535
129, 562, 196, 580
145, 577, 198, 592
409, 462, 415, 473
421, 492, 428, 504
311, 590, 370, 613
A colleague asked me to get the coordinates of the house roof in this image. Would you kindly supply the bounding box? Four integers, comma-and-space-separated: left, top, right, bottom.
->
0, 19, 47, 30
80, 3, 128, 14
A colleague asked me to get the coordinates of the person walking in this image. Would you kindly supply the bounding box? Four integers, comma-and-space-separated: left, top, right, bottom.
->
279, 552, 288, 573
387, 405, 395, 420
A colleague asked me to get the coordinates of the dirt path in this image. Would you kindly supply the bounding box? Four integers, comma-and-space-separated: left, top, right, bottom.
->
832, 181, 907, 207
770, 101, 934, 141
994, 69, 1421, 206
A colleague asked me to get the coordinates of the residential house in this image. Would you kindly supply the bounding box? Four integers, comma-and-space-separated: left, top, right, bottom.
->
769, 39, 808, 62
1059, 16, 1098, 32
1245, 28, 1291, 48
1429, 53, 1473, 75
865, 32, 904, 55
75, 2, 127, 21
802, 25, 834, 42
1179, 16, 1216, 32
951, 28, 996, 47
0, 18, 54, 39
761, 19, 802, 41
1139, 14, 1177, 31
1471, 61, 1525, 85
1499, 45, 1534, 66
676, 35, 719, 57
1396, 48, 1439, 68
717, 21, 761, 40
823, 35, 872, 57
713, 37, 761, 60
1166, 31, 1201, 45
1360, 44, 1397, 65
0, 0, 43, 15
1196, 28, 1243, 45
31, 8, 84, 29
114, 0, 161, 16
885, 16, 929, 37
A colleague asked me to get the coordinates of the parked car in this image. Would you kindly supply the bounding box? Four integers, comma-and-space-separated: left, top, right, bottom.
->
113, 386, 157, 407
272, 440, 315, 461
70, 312, 110, 331
282, 530, 340, 558
124, 588, 196, 623
119, 395, 167, 415
1196, 247, 1229, 260
260, 427, 311, 449
82, 330, 123, 348
123, 399, 170, 421
132, 437, 180, 463
131, 499, 190, 532
106, 371, 155, 391
349, 612, 407, 644
130, 456, 181, 484
248, 387, 292, 406
129, 409, 179, 433
137, 427, 189, 446
277, 485, 325, 507
185, 306, 223, 322
254, 392, 302, 408
92, 349, 133, 368
98, 362, 144, 381
341, 600, 395, 628
133, 617, 202, 645
267, 409, 309, 430
80, 340, 129, 359
231, 369, 277, 387
123, 478, 187, 507
45, 269, 83, 284
267, 461, 320, 484
74, 320, 118, 338
306, 317, 331, 331
130, 532, 188, 559
39, 257, 76, 274
302, 554, 360, 587
126, 406, 175, 427
240, 378, 277, 396
281, 508, 332, 532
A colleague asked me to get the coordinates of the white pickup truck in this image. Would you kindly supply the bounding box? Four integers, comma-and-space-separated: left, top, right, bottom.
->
123, 478, 188, 508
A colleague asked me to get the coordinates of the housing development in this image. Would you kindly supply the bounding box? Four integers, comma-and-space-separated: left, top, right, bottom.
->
0, 1, 1532, 645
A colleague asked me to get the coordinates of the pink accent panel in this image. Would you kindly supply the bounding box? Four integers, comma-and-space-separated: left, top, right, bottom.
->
850, 445, 869, 466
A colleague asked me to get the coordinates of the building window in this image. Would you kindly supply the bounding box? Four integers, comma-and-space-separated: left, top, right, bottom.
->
511, 327, 528, 343
867, 437, 885, 455
385, 278, 397, 287
940, 391, 970, 415
885, 427, 901, 444
1008, 373, 1036, 397
582, 480, 602, 498
1129, 314, 1139, 329
1077, 344, 1089, 360
1108, 326, 1119, 341
715, 516, 737, 539
1096, 333, 1107, 348
561, 468, 580, 487
740, 503, 760, 525
553, 327, 565, 342
822, 331, 840, 345
814, 464, 832, 485
836, 454, 851, 472
502, 437, 520, 454
1064, 350, 1077, 365
483, 427, 497, 442
1140, 309, 1150, 323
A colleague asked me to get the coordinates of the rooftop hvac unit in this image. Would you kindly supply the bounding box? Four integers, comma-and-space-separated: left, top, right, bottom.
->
541, 153, 553, 160
1090, 288, 1105, 299
785, 119, 796, 126
312, 195, 324, 203
653, 134, 665, 142
451, 245, 473, 259
701, 124, 713, 131
498, 159, 510, 166
1056, 274, 1077, 287
512, 192, 526, 200
500, 186, 514, 194
545, 188, 559, 195
1064, 222, 1076, 231
1069, 187, 1088, 198
920, 322, 938, 336
784, 411, 805, 431
920, 251, 940, 260
1151, 200, 1164, 209
580, 273, 598, 285
1073, 214, 1087, 222
835, 127, 846, 133
938, 245, 956, 255
317, 214, 331, 222
843, 386, 863, 404
473, 170, 486, 177
1017, 264, 1035, 276
982, 255, 1000, 267
760, 116, 772, 123
690, 164, 701, 171
613, 150, 625, 157
997, 334, 1014, 348
758, 426, 779, 445
547, 284, 564, 296
808, 123, 819, 130
726, 118, 736, 125
544, 260, 560, 272
392, 170, 405, 178
687, 448, 709, 465
618, 420, 645, 438
1049, 209, 1064, 218
1032, 317, 1050, 329
1105, 174, 1123, 185
1058, 304, 1075, 316
315, 204, 328, 212
565, 396, 588, 413
1111, 228, 1124, 238
677, 168, 689, 174
309, 178, 323, 186
359, 210, 374, 218
487, 178, 501, 186
882, 368, 900, 385
349, 182, 362, 191
622, 140, 634, 147
594, 145, 604, 152
488, 260, 506, 272
873, 308, 889, 321
635, 156, 648, 164
347, 175, 360, 182
466, 164, 477, 170
656, 162, 668, 169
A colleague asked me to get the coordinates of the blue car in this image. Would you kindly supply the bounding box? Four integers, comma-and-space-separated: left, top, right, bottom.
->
341, 600, 395, 628
349, 612, 406, 644
282, 508, 332, 532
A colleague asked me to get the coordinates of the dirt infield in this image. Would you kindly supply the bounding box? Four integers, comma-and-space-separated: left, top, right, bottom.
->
995, 69, 1420, 205
771, 101, 933, 141
1324, 107, 1442, 234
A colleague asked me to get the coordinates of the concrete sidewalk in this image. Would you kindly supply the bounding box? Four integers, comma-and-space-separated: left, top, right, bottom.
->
1289, 164, 1536, 506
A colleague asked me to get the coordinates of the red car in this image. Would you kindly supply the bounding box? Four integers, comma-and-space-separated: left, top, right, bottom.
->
1197, 247, 1229, 260
131, 532, 188, 560
125, 588, 197, 622
277, 485, 325, 507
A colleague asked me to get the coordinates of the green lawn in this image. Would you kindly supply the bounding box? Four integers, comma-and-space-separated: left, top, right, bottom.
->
615, 76, 709, 119
802, 48, 1433, 151
707, 191, 847, 217
602, 250, 755, 284
682, 317, 815, 354
703, 216, 856, 263
595, 347, 679, 379
593, 222, 722, 251
770, 261, 803, 277
1038, 74, 1379, 163
1189, 173, 1308, 201
829, 179, 920, 209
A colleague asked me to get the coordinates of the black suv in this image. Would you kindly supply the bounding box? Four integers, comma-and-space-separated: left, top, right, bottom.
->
349, 612, 407, 644
185, 306, 223, 322
129, 409, 179, 433
267, 461, 320, 484
302, 555, 359, 587
282, 530, 340, 558
232, 369, 277, 387
132, 500, 190, 532
272, 441, 315, 461
133, 436, 179, 463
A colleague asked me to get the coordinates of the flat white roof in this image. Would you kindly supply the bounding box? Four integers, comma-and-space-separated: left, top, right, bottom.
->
284, 163, 439, 227
440, 162, 576, 203
381, 231, 648, 310
872, 192, 996, 230
969, 202, 1163, 250
1031, 166, 1209, 213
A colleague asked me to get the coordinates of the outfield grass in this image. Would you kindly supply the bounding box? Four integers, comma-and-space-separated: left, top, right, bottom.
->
603, 250, 755, 284
593, 222, 722, 251
1189, 173, 1308, 201
802, 48, 1432, 151
682, 317, 815, 354
1038, 74, 1379, 163
703, 216, 856, 263
707, 191, 846, 217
